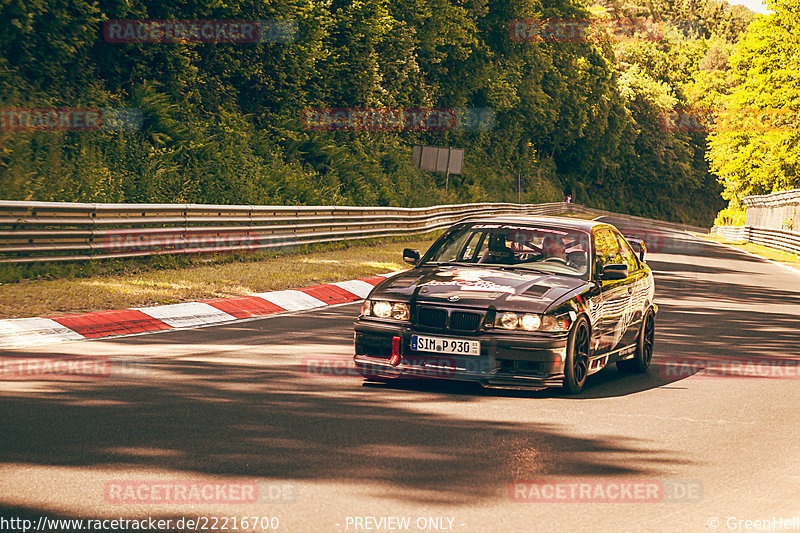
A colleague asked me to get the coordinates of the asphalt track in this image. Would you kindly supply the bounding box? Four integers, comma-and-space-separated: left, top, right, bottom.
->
2, 216, 800, 533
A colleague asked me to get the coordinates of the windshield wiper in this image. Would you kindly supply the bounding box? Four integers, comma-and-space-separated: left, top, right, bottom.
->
479, 264, 547, 274
427, 261, 551, 275
513, 265, 551, 274
429, 261, 470, 266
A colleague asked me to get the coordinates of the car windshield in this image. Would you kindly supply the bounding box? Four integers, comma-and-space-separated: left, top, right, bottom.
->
423, 222, 591, 278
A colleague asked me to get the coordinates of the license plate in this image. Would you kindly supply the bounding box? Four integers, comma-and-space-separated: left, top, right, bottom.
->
411, 335, 480, 356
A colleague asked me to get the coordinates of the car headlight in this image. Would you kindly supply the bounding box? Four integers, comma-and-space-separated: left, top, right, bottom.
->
363, 300, 410, 321
495, 312, 542, 331
391, 302, 410, 320
493, 312, 567, 332
520, 313, 542, 331
373, 301, 392, 318
499, 312, 519, 329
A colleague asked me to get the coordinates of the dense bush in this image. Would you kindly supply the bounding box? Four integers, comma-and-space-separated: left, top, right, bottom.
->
0, 0, 755, 225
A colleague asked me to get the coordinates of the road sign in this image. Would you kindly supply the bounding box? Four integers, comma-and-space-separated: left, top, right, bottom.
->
413, 145, 464, 174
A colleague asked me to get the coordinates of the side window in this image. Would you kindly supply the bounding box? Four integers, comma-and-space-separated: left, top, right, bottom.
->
615, 232, 639, 272
593, 230, 623, 268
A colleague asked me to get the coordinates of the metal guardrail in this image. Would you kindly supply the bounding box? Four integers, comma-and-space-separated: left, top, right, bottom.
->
0, 201, 569, 263
566, 206, 709, 234
710, 189, 800, 258
710, 225, 749, 242
743, 188, 800, 231
711, 225, 800, 257
0, 199, 709, 264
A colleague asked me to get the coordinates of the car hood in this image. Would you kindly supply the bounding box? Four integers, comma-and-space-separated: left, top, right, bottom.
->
371, 265, 589, 313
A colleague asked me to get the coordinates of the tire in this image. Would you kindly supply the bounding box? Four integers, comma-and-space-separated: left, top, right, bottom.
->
563, 317, 591, 394
616, 308, 655, 373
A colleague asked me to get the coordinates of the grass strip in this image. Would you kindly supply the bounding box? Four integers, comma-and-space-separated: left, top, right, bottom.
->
698, 233, 800, 271
0, 234, 439, 318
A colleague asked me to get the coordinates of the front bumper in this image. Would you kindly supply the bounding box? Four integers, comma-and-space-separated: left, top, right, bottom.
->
354, 319, 569, 390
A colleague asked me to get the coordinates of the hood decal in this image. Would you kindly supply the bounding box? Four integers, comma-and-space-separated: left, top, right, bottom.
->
420, 269, 517, 294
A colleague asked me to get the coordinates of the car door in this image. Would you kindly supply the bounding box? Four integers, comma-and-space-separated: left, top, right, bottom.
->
614, 230, 646, 347
593, 229, 632, 353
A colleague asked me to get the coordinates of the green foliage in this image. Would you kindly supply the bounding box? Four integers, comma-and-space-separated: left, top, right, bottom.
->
713, 205, 746, 226
0, 0, 756, 225
707, 0, 800, 214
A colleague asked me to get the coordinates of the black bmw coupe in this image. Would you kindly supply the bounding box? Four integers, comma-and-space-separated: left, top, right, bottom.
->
353, 217, 657, 393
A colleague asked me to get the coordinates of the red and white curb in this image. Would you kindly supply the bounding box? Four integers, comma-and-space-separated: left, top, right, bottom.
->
0, 274, 396, 349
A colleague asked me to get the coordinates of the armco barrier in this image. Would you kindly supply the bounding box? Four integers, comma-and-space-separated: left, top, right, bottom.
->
711, 188, 800, 257
710, 225, 749, 242
743, 189, 800, 231
711, 225, 800, 257
0, 201, 561, 263
0, 200, 707, 263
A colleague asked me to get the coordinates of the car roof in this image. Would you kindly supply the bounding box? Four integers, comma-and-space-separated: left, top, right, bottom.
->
458, 215, 612, 232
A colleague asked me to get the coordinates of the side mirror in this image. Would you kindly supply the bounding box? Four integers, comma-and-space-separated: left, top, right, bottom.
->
600, 263, 628, 280
627, 238, 646, 262
403, 248, 420, 265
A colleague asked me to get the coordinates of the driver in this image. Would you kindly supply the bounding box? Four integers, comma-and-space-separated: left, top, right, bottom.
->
541, 235, 567, 261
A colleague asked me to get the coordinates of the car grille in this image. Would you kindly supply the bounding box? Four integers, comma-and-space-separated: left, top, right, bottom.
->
416, 307, 483, 332
418, 307, 447, 328
450, 311, 482, 331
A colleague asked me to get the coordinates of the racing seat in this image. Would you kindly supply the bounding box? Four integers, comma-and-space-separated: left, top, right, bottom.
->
480, 233, 516, 264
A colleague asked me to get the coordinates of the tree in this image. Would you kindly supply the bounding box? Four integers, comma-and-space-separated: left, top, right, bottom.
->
707, 0, 800, 212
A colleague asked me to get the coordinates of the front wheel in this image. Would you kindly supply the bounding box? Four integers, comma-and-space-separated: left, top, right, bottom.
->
616, 308, 655, 373
563, 317, 590, 394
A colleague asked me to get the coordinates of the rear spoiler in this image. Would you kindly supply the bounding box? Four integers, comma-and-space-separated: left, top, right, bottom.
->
626, 238, 647, 263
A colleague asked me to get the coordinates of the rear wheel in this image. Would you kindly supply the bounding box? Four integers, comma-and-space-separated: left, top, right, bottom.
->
616, 308, 655, 373
563, 317, 590, 394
